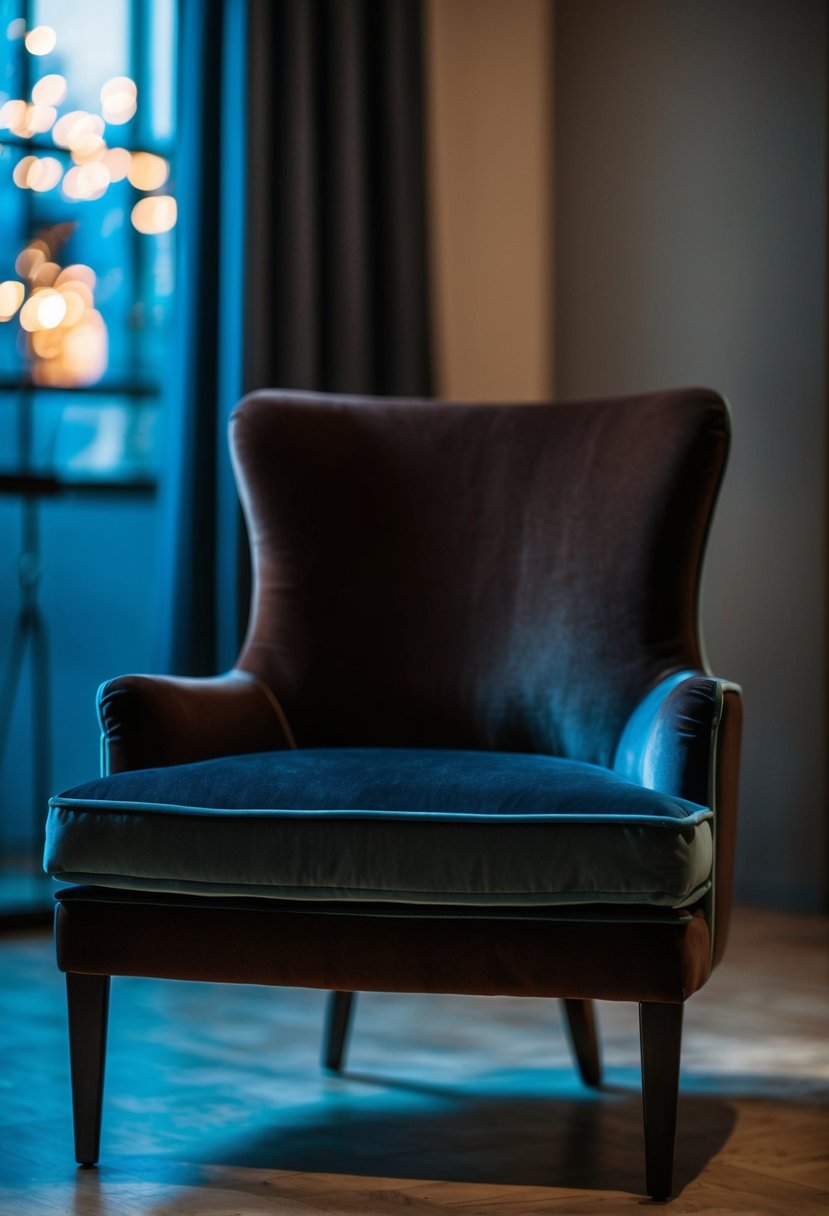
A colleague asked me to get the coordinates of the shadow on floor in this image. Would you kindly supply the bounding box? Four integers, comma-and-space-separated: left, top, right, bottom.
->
150, 1071, 738, 1195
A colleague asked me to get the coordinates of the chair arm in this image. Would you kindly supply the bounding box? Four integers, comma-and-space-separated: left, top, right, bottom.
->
97, 669, 295, 776
614, 671, 742, 968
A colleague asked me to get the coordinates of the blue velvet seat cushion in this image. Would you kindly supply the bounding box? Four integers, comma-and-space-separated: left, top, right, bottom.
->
45, 748, 713, 907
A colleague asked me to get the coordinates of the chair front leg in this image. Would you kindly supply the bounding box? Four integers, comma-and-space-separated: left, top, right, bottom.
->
66, 972, 110, 1166
639, 1001, 683, 1200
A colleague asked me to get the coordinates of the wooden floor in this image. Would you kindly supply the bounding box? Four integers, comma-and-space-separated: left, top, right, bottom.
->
0, 905, 826, 1215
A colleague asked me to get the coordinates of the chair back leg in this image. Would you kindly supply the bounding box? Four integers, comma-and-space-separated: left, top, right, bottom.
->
639, 1000, 683, 1200
560, 998, 602, 1087
322, 990, 356, 1071
66, 972, 110, 1167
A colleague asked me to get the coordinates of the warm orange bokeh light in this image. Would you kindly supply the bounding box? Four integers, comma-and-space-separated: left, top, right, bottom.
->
34, 309, 108, 386
63, 162, 110, 202
24, 25, 57, 55
70, 135, 106, 165
12, 155, 36, 187
35, 288, 67, 330
0, 280, 25, 321
27, 103, 57, 133
14, 155, 63, 192
102, 147, 132, 182
58, 289, 87, 327
32, 74, 67, 106
31, 261, 61, 287
101, 75, 138, 126
100, 75, 137, 103
15, 246, 46, 279
31, 328, 63, 359
5, 43, 175, 390
102, 95, 137, 125
53, 110, 104, 150
13, 240, 109, 386
32, 158, 63, 192
131, 195, 177, 234
19, 295, 42, 332
56, 264, 96, 291
0, 98, 27, 129
127, 151, 169, 191
1, 101, 56, 137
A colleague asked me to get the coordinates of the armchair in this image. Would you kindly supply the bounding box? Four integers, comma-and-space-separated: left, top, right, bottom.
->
45, 388, 741, 1199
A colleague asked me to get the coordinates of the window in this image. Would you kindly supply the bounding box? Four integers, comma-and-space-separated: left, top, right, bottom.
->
0, 0, 177, 912
0, 0, 176, 480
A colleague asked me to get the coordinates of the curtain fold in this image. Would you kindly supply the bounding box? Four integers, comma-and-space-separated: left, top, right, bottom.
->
246, 0, 433, 394
157, 0, 433, 677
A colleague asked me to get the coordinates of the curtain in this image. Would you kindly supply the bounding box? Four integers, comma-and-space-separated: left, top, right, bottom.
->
157, 0, 433, 676
246, 0, 433, 394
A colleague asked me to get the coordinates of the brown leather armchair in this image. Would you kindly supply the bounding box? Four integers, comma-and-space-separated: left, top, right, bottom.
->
45, 388, 741, 1199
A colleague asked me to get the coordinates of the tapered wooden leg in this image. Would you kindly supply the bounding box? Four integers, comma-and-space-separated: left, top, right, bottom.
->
639, 1001, 683, 1200
322, 990, 356, 1071
560, 998, 602, 1088
66, 972, 110, 1167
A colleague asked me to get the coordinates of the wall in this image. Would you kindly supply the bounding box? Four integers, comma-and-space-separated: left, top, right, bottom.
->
555, 0, 827, 909
425, 0, 554, 400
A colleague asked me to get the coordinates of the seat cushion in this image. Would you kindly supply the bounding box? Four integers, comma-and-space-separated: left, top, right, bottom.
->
44, 748, 713, 908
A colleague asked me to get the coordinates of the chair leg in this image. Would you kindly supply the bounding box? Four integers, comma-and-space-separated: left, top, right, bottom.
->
322, 990, 356, 1071
66, 972, 110, 1167
560, 998, 602, 1088
639, 1001, 683, 1200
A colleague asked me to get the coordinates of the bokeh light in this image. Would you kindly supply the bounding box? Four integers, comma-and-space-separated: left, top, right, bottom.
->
70, 134, 106, 165
12, 155, 36, 188
57, 264, 96, 292
14, 155, 63, 192
5, 35, 177, 392
15, 243, 48, 279
32, 74, 67, 106
33, 309, 108, 386
24, 25, 57, 56
0, 100, 57, 137
127, 152, 169, 191
53, 110, 104, 149
35, 288, 67, 329
100, 75, 137, 103
101, 76, 137, 125
27, 104, 57, 133
0, 280, 25, 321
31, 261, 60, 287
11, 233, 110, 386
63, 162, 110, 202
31, 261, 59, 286
18, 295, 42, 332
0, 99, 27, 130
34, 158, 63, 192
31, 327, 63, 358
102, 147, 131, 182
131, 195, 177, 234
58, 289, 87, 327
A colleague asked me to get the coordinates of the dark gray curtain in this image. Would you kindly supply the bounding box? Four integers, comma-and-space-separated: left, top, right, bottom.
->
246, 0, 432, 395
158, 0, 433, 676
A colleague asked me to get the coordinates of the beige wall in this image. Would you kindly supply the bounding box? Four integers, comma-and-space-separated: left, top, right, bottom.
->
555, 0, 828, 911
426, 0, 828, 913
425, 0, 553, 400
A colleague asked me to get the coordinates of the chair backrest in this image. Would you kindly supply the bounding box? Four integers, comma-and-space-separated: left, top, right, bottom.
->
230, 388, 729, 765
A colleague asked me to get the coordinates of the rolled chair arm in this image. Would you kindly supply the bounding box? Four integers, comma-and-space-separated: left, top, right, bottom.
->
97, 669, 295, 776
614, 671, 742, 968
